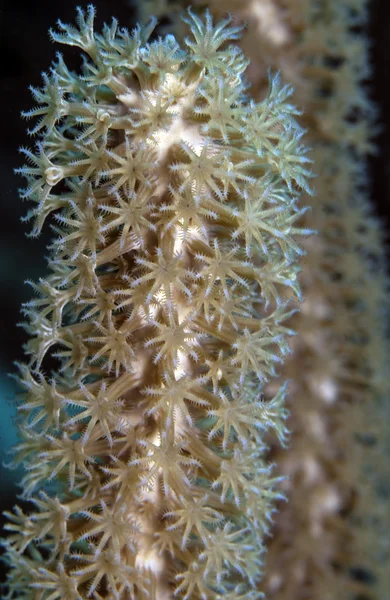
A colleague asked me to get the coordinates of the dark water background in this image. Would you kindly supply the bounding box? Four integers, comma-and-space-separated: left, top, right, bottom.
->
0, 0, 389, 586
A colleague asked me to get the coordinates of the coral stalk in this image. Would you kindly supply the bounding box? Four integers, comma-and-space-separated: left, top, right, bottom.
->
2, 6, 312, 599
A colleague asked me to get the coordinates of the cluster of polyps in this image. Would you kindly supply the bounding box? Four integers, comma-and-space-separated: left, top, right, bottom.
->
2, 6, 312, 599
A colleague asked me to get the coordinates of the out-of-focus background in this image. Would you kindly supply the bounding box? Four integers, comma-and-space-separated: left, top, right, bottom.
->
0, 0, 389, 585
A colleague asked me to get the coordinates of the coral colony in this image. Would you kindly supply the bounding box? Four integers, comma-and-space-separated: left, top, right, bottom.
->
1, 6, 314, 600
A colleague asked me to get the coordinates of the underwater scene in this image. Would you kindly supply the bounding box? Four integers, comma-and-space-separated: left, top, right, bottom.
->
0, 0, 389, 599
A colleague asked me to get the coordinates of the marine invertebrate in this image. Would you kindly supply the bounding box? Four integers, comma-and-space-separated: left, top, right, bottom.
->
1, 6, 312, 599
